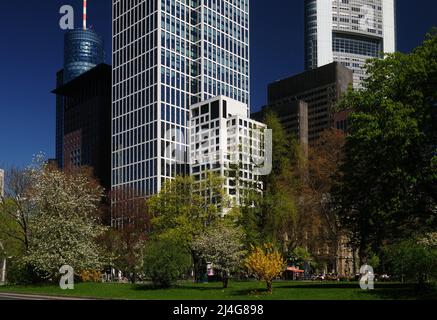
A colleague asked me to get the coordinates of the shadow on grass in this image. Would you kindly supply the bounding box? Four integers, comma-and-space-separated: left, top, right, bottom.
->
273, 282, 412, 290
366, 285, 437, 300
133, 282, 224, 292
274, 282, 360, 290
230, 288, 270, 297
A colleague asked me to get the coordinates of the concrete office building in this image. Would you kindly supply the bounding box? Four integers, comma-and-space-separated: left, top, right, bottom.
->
112, 0, 250, 198
190, 96, 265, 206
304, 0, 396, 88
253, 62, 352, 145
252, 100, 309, 149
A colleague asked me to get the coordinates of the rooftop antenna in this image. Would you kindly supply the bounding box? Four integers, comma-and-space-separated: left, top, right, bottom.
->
83, 0, 87, 30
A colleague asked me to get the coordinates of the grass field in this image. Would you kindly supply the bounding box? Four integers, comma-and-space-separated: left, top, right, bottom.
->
0, 281, 436, 300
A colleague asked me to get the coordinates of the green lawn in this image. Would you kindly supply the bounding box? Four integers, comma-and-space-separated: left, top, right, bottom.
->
0, 281, 436, 300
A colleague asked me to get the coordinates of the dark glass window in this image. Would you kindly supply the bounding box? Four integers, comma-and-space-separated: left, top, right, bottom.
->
223, 100, 227, 119
201, 104, 209, 114
211, 100, 220, 119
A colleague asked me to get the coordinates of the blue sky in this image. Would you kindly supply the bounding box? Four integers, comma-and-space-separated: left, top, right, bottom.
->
0, 0, 436, 168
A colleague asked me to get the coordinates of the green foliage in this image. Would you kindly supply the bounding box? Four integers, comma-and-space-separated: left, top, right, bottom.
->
287, 247, 313, 269
384, 234, 437, 288
148, 174, 228, 247
240, 111, 301, 252
0, 202, 25, 258
143, 239, 192, 288
334, 31, 437, 261
4, 259, 42, 285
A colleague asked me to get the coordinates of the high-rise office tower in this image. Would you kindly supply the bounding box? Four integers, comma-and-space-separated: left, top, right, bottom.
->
253, 62, 352, 145
53, 64, 112, 191
304, 0, 396, 88
56, 25, 105, 169
112, 0, 250, 197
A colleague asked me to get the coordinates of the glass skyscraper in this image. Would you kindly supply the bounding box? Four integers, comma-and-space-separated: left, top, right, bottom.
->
111, 0, 250, 200
56, 29, 105, 169
304, 0, 396, 88
64, 29, 105, 83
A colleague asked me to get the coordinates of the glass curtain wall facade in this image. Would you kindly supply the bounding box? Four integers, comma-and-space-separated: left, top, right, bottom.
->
112, 0, 250, 203
64, 29, 105, 83
304, 0, 396, 88
56, 29, 105, 169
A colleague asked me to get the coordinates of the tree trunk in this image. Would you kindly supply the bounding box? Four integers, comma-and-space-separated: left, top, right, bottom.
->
266, 280, 273, 294
222, 272, 229, 289
359, 241, 370, 267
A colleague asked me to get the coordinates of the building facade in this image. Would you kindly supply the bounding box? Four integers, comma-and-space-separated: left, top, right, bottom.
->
252, 100, 309, 150
190, 96, 265, 206
56, 29, 105, 169
255, 62, 352, 145
0, 169, 4, 198
53, 64, 112, 191
111, 0, 250, 198
304, 0, 396, 88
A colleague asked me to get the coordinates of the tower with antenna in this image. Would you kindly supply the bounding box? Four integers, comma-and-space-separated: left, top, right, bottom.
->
63, 0, 104, 83
83, 0, 87, 30
55, 0, 105, 169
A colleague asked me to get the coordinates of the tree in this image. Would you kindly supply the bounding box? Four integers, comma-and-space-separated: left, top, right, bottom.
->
240, 111, 303, 253
21, 163, 109, 279
143, 239, 192, 288
0, 200, 25, 258
148, 174, 230, 281
0, 167, 34, 252
192, 221, 246, 288
384, 233, 437, 289
300, 129, 347, 273
334, 31, 437, 263
245, 243, 287, 294
287, 247, 313, 270
99, 187, 150, 283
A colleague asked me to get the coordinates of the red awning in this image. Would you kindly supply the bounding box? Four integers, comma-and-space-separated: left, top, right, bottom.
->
287, 267, 304, 273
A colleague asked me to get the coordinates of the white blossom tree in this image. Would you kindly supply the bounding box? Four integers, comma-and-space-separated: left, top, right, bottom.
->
192, 221, 246, 288
21, 162, 110, 279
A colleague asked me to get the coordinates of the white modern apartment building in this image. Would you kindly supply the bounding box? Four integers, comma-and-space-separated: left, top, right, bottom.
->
0, 169, 4, 198
190, 96, 266, 206
304, 0, 396, 88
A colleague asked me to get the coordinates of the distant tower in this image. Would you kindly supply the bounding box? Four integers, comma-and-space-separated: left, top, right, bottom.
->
63, 29, 104, 83
304, 0, 396, 88
55, 0, 105, 168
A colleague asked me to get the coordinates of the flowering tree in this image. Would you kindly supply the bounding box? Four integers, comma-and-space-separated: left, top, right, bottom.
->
245, 244, 287, 294
21, 163, 110, 279
192, 221, 246, 288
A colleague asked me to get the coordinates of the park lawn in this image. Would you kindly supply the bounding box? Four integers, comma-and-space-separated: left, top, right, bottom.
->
0, 281, 435, 300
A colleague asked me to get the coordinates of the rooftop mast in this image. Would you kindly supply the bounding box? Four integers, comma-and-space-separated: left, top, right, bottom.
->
83, 0, 87, 30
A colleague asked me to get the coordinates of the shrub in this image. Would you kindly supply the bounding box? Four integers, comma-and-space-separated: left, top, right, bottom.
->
384, 235, 437, 289
143, 240, 191, 288
79, 269, 102, 283
5, 259, 43, 285
245, 244, 287, 294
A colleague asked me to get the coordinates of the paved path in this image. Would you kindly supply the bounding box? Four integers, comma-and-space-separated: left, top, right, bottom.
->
0, 292, 92, 300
